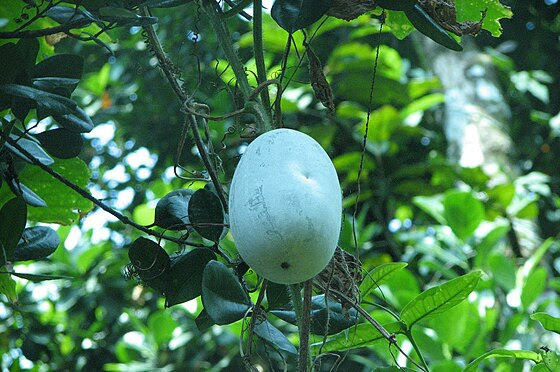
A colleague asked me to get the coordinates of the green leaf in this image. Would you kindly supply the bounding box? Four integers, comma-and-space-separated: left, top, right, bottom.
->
360, 262, 408, 298
518, 238, 555, 282
201, 261, 251, 325
443, 190, 485, 240
128, 237, 170, 283
0, 270, 18, 304
358, 105, 401, 143
9, 272, 72, 282
32, 54, 84, 81
400, 93, 445, 119
456, 0, 513, 37
310, 321, 403, 353
5, 136, 54, 166
52, 106, 94, 133
44, 6, 94, 27
413, 194, 446, 224
532, 363, 549, 372
97, 7, 158, 26
195, 309, 215, 332
464, 349, 542, 372
270, 295, 359, 335
35, 128, 84, 159
487, 183, 515, 209
188, 188, 225, 242
375, 0, 416, 11
164, 248, 215, 307
143, 0, 194, 7
521, 267, 547, 309
404, 4, 462, 51
383, 10, 416, 40
0, 84, 93, 132
147, 310, 178, 348
0, 197, 27, 265
17, 157, 93, 224
543, 351, 560, 371
7, 180, 47, 208
487, 254, 516, 291
0, 84, 75, 113
266, 281, 291, 310
530, 312, 560, 335
400, 271, 481, 328
12, 226, 60, 261
271, 0, 332, 33
253, 319, 297, 354
31, 77, 81, 95
0, 39, 38, 85
474, 222, 510, 268
154, 189, 195, 231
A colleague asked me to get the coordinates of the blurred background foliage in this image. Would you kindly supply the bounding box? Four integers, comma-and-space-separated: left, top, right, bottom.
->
1, 0, 560, 371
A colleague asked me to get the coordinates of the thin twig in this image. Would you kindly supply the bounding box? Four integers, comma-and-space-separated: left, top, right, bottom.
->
0, 132, 205, 248
0, 20, 91, 39
253, 0, 272, 123
316, 285, 427, 372
352, 14, 385, 260
246, 280, 267, 356
188, 114, 229, 212
140, 6, 185, 101
141, 5, 229, 212
182, 104, 245, 121
222, 0, 252, 20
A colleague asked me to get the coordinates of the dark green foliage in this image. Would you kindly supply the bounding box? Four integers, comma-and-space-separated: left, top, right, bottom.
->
404, 4, 463, 51
128, 237, 170, 282
201, 261, 251, 325
4, 135, 54, 166
12, 226, 60, 261
253, 319, 297, 354
154, 188, 194, 230
35, 128, 84, 159
271, 295, 359, 335
187, 188, 225, 242
375, 0, 416, 11
271, 0, 332, 33
0, 0, 558, 371
164, 248, 215, 307
0, 197, 27, 265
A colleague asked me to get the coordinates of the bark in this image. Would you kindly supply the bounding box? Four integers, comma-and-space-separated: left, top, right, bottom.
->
419, 36, 540, 254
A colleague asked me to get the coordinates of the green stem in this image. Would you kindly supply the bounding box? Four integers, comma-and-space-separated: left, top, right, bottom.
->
199, 0, 252, 99
252, 0, 272, 123
301, 280, 313, 371
405, 330, 429, 371
198, 0, 271, 132
221, 0, 253, 18
289, 284, 310, 372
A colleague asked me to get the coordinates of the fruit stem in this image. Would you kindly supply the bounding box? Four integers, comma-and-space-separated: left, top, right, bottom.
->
290, 282, 312, 371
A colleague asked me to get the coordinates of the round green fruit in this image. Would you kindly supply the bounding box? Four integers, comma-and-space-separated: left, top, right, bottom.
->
229, 128, 342, 284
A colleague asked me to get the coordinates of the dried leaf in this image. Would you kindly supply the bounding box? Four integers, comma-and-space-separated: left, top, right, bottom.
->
419, 0, 487, 36
306, 44, 335, 114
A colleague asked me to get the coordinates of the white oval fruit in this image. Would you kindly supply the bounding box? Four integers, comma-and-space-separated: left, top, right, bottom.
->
229, 128, 342, 284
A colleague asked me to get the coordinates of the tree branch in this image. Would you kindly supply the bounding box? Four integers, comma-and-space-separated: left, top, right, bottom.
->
198, 0, 272, 132
253, 0, 272, 122
0, 132, 205, 248
0, 20, 91, 39
140, 6, 229, 212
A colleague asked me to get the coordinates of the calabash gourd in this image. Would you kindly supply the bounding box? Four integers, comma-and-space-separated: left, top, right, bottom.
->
229, 129, 342, 284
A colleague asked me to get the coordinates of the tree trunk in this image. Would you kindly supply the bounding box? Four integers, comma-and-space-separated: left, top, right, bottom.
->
419, 36, 540, 254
